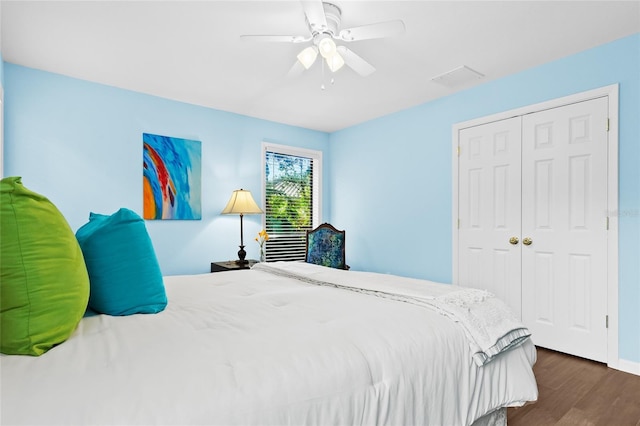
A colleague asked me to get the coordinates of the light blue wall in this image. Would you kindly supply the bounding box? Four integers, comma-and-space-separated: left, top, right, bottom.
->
329, 33, 640, 363
3, 64, 330, 275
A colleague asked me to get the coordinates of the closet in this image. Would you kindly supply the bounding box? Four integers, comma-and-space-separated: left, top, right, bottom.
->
455, 94, 611, 363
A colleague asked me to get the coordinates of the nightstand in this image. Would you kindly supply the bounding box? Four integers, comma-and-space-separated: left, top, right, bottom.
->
210, 260, 258, 273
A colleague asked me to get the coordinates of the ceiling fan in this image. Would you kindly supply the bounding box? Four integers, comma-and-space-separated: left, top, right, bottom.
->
240, 0, 405, 78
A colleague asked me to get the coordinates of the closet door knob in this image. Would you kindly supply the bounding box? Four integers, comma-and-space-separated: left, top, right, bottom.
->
523, 237, 533, 246
509, 236, 519, 245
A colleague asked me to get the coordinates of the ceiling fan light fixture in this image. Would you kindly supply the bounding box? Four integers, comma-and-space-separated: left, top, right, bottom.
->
297, 46, 319, 69
241, 0, 398, 79
317, 35, 337, 59
326, 52, 345, 72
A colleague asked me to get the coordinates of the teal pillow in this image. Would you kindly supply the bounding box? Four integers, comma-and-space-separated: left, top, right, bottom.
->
0, 176, 90, 356
75, 208, 167, 316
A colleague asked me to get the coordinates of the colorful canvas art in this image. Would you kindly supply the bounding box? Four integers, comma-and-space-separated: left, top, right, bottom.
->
143, 133, 201, 220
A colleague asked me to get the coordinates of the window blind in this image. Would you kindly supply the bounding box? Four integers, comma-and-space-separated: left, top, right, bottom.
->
264, 151, 314, 262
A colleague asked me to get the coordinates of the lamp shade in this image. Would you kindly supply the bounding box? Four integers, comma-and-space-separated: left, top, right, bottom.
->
221, 189, 263, 215
317, 35, 337, 59
326, 52, 345, 72
297, 46, 319, 69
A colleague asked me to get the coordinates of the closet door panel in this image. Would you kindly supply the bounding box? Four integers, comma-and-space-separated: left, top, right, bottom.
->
458, 117, 522, 317
521, 97, 608, 362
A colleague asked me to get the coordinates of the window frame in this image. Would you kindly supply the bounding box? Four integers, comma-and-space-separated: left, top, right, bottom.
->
261, 142, 322, 260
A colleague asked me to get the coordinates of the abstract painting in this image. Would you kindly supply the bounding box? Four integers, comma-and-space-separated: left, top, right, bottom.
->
143, 133, 201, 220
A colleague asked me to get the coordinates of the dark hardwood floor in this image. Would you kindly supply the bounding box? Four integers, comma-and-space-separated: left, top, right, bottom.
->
508, 347, 640, 425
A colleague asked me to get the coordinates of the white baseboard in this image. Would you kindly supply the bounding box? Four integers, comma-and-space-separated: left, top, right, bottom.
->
616, 358, 640, 376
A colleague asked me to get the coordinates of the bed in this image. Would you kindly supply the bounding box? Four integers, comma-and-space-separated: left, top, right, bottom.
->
1, 261, 538, 425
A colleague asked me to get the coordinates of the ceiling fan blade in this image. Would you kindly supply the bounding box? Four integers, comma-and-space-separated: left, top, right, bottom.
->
300, 0, 328, 33
286, 60, 306, 79
338, 20, 405, 42
336, 46, 375, 77
240, 34, 311, 43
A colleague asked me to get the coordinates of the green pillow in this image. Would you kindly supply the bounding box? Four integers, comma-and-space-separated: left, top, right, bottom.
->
75, 208, 167, 316
0, 176, 90, 356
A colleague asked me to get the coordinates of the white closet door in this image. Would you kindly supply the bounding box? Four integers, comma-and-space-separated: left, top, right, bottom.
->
458, 117, 522, 317
521, 97, 609, 362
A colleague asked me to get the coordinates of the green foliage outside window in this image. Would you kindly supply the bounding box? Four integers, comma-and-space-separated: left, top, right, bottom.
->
265, 152, 312, 232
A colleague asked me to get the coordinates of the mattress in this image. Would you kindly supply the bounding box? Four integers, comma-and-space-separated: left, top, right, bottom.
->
0, 261, 538, 425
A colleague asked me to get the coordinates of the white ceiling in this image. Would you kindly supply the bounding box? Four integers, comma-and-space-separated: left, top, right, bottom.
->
2, 1, 639, 133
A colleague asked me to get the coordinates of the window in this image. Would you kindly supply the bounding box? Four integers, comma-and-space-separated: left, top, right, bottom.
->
262, 143, 322, 262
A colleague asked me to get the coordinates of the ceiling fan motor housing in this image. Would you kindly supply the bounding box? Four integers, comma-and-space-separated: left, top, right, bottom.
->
322, 3, 342, 36
306, 2, 342, 37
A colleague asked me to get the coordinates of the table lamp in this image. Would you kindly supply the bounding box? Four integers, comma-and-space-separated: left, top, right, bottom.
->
221, 189, 263, 264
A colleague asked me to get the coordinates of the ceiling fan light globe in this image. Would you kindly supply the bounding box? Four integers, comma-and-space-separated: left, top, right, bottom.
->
297, 46, 318, 69
318, 36, 337, 59
326, 52, 345, 72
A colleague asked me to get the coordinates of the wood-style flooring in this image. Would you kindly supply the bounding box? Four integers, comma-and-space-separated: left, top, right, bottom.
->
507, 347, 640, 425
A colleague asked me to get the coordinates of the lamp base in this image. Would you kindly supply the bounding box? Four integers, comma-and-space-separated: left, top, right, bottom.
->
236, 245, 248, 264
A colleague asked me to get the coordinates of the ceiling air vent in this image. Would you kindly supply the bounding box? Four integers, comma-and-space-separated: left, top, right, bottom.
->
431, 65, 484, 88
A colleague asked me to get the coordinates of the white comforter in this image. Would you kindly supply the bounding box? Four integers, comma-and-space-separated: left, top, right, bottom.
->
1, 262, 537, 426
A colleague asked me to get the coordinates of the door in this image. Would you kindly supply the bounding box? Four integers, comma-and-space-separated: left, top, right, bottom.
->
457, 97, 609, 363
458, 117, 523, 317
521, 97, 609, 362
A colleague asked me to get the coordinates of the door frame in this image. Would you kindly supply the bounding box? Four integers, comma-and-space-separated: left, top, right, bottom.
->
452, 84, 619, 370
